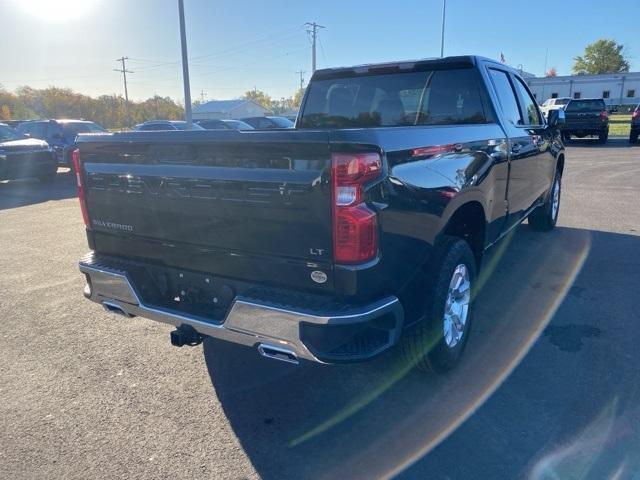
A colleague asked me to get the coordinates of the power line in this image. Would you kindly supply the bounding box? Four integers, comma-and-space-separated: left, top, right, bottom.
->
318, 37, 328, 67
440, 0, 447, 58
114, 56, 133, 126
177, 0, 193, 128
295, 70, 305, 90
305, 22, 325, 74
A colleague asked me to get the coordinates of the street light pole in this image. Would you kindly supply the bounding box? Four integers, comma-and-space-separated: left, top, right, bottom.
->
440, 0, 447, 58
178, 0, 193, 128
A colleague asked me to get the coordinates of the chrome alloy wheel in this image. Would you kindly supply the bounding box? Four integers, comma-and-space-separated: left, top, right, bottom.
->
551, 176, 561, 221
443, 264, 471, 348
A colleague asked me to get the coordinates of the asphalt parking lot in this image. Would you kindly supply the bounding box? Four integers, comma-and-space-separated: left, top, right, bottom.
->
1, 138, 639, 480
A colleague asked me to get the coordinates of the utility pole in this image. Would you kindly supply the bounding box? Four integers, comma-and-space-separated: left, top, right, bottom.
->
305, 22, 325, 74
295, 70, 305, 90
440, 0, 447, 58
114, 57, 133, 126
178, 0, 193, 128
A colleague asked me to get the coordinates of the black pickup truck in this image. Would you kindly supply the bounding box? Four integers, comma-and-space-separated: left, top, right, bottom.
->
75, 56, 565, 372
560, 98, 609, 143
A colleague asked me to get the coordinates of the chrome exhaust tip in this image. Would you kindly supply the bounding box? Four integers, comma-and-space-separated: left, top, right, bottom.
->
102, 301, 134, 318
257, 344, 299, 364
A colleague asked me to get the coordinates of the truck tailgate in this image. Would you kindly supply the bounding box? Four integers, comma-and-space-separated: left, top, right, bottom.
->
78, 130, 334, 289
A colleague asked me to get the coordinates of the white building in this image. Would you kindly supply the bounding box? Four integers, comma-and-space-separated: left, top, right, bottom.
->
192, 99, 271, 120
526, 72, 640, 109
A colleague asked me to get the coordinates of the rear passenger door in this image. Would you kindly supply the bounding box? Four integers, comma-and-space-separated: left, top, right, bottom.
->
511, 75, 555, 204
487, 68, 545, 229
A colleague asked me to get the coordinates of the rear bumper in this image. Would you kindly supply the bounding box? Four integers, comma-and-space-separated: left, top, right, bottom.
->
561, 125, 608, 135
0, 153, 57, 180
79, 253, 404, 364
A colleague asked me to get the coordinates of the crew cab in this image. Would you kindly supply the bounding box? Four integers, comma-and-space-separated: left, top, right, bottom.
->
75, 56, 565, 372
560, 98, 609, 143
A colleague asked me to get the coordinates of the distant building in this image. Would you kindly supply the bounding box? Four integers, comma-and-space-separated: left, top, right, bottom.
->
526, 72, 640, 109
192, 99, 271, 120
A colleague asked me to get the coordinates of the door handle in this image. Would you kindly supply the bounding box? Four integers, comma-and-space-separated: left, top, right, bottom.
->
511, 143, 522, 153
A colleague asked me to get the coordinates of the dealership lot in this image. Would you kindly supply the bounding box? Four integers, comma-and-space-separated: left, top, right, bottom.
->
1, 139, 639, 479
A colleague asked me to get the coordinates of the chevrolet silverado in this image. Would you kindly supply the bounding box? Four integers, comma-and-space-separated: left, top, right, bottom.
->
75, 56, 565, 372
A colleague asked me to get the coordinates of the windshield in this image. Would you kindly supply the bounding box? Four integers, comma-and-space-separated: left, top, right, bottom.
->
566, 99, 605, 111
299, 68, 488, 128
0, 125, 20, 142
62, 122, 105, 136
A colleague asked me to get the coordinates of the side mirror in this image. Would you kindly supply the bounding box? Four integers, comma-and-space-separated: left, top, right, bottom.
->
547, 108, 565, 127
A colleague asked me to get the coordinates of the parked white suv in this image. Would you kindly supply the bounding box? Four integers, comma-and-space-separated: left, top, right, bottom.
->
540, 97, 571, 116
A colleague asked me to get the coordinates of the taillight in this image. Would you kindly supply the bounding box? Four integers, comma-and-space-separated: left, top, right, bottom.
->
331, 152, 381, 264
600, 110, 608, 121
71, 148, 90, 227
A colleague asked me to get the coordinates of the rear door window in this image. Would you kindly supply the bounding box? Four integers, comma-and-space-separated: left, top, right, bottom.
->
488, 69, 523, 126
513, 77, 542, 125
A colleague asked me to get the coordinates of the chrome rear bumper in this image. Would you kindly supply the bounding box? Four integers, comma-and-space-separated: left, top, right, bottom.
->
79, 253, 403, 363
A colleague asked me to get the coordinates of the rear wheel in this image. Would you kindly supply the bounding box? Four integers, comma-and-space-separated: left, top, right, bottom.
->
529, 170, 561, 231
401, 237, 476, 373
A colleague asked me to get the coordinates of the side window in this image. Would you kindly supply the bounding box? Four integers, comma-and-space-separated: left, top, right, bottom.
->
489, 69, 523, 126
513, 77, 542, 125
30, 123, 47, 138
48, 123, 64, 138
16, 123, 31, 135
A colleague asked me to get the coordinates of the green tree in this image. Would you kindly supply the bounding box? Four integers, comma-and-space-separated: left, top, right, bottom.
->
573, 39, 630, 75
292, 88, 305, 108
242, 89, 273, 110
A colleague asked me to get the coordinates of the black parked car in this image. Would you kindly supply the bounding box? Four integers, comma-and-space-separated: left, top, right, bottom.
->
16, 119, 106, 167
0, 123, 57, 182
630, 104, 639, 144
240, 116, 294, 129
196, 119, 254, 130
134, 121, 205, 131
560, 98, 609, 143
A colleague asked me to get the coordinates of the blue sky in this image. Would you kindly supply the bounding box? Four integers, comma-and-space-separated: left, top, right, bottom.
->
1, 0, 638, 102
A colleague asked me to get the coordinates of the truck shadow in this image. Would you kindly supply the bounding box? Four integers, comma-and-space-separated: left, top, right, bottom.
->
203, 227, 640, 479
0, 169, 76, 210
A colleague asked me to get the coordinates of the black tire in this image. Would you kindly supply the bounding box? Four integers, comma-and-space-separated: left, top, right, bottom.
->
598, 132, 608, 144
529, 170, 561, 231
401, 236, 477, 373
630, 131, 639, 144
